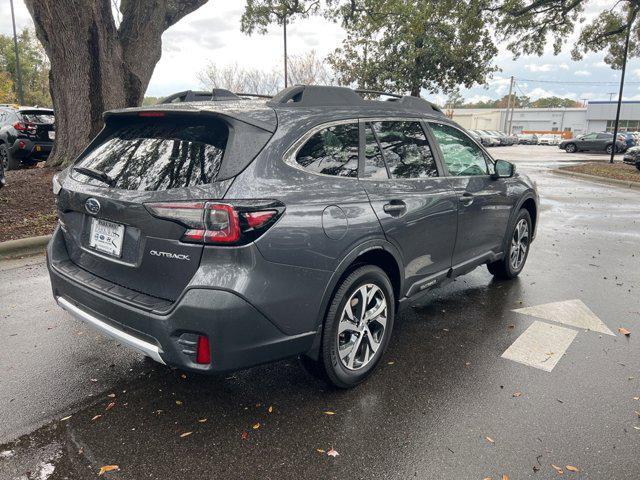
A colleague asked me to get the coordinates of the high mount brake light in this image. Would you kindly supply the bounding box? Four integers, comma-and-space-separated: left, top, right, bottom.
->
145, 200, 283, 246
138, 111, 166, 117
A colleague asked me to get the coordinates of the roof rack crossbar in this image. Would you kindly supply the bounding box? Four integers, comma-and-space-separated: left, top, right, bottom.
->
234, 93, 273, 99
354, 89, 403, 99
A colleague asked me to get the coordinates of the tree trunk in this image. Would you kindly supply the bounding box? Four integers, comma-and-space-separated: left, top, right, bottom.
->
24, 0, 208, 167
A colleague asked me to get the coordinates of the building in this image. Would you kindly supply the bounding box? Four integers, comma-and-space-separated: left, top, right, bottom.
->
585, 101, 640, 133
451, 101, 640, 137
451, 107, 587, 135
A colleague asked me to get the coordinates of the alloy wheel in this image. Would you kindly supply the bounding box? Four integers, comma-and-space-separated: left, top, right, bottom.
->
0, 148, 7, 170
337, 283, 388, 371
510, 218, 529, 271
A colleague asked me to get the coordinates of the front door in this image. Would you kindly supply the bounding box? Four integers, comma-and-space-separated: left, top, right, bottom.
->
427, 122, 512, 273
360, 120, 458, 296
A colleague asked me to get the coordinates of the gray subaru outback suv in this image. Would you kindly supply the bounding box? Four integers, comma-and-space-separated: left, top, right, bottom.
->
47, 85, 538, 388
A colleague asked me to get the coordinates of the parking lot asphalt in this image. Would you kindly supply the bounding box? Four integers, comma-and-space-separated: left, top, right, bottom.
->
1, 145, 638, 479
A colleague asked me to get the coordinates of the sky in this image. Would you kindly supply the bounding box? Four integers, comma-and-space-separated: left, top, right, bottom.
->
1, 0, 638, 106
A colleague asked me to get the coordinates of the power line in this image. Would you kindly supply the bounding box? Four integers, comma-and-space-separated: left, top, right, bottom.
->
517, 77, 639, 86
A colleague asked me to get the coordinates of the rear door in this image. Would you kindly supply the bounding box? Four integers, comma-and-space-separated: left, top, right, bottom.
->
57, 112, 273, 301
19, 109, 55, 142
428, 122, 512, 273
361, 120, 458, 296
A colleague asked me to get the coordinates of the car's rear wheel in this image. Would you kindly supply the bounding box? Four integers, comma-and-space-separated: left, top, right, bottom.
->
487, 209, 532, 279
301, 265, 394, 388
605, 144, 613, 155
0, 144, 19, 170
565, 143, 577, 153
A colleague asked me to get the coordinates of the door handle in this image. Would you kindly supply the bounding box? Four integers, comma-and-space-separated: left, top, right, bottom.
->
383, 200, 407, 216
459, 192, 474, 206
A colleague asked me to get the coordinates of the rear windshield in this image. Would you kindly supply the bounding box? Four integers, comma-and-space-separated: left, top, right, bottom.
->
20, 111, 55, 124
72, 119, 228, 191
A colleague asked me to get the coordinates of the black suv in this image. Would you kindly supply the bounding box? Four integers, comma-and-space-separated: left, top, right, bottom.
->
0, 106, 55, 170
47, 86, 538, 388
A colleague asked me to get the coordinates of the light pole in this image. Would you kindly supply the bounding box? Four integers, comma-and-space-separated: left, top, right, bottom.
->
609, 13, 632, 164
283, 14, 288, 88
9, 0, 24, 105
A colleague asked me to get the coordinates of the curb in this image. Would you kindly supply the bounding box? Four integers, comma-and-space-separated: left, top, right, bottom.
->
553, 168, 640, 191
0, 234, 51, 260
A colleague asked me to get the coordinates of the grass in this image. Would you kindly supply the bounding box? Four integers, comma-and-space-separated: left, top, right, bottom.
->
561, 162, 640, 184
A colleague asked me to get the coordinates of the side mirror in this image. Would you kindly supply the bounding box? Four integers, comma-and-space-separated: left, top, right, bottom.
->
492, 159, 515, 179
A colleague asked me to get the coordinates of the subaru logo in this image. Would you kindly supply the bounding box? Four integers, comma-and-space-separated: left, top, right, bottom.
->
85, 198, 101, 215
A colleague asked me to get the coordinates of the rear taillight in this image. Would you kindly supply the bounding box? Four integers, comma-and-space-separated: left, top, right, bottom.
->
144, 200, 283, 246
196, 335, 211, 365
14, 122, 36, 134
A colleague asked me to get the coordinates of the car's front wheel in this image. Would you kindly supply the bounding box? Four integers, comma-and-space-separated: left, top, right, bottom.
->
564, 143, 577, 153
0, 144, 19, 170
487, 209, 532, 279
605, 144, 614, 155
301, 265, 394, 388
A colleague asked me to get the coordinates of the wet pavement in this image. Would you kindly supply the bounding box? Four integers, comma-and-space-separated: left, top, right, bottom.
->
1, 145, 639, 479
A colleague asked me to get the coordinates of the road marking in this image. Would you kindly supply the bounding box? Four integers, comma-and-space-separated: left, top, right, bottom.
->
501, 321, 578, 372
513, 299, 615, 336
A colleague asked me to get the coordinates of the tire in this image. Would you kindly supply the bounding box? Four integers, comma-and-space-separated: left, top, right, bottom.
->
605, 144, 613, 155
0, 144, 20, 170
487, 209, 532, 280
635, 161, 640, 172
301, 265, 395, 388
564, 143, 577, 153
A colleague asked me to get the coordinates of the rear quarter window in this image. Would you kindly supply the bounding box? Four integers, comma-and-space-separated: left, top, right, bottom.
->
72, 119, 228, 191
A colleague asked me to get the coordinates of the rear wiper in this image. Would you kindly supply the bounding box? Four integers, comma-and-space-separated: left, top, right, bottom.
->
73, 166, 115, 187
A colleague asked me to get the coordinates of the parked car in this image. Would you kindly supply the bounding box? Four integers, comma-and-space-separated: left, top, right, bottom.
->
470, 129, 499, 147
0, 153, 5, 188
469, 130, 500, 147
516, 133, 538, 145
559, 132, 627, 154
620, 132, 636, 149
0, 106, 55, 170
480, 130, 505, 146
623, 146, 640, 168
47, 85, 538, 388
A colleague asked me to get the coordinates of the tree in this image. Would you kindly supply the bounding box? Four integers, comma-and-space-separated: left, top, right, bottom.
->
0, 71, 15, 104
198, 51, 334, 95
445, 90, 466, 109
493, 0, 638, 68
242, 1, 499, 97
24, 0, 209, 167
0, 28, 51, 106
531, 97, 581, 108
331, 0, 499, 96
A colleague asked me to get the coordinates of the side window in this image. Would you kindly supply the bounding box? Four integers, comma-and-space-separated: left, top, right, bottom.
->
429, 123, 489, 177
584, 133, 598, 140
362, 124, 388, 179
370, 121, 438, 179
296, 123, 358, 177
596, 133, 610, 140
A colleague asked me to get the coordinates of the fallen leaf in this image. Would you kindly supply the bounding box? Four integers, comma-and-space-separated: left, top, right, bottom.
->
268, 406, 273, 413
180, 431, 193, 438
618, 327, 631, 336
465, 362, 471, 367
198, 418, 207, 423
324, 411, 336, 416
252, 423, 260, 430
507, 324, 515, 330
502, 475, 510, 480
551, 464, 564, 475
327, 448, 339, 457
180, 374, 187, 379
566, 465, 579, 472
105, 402, 115, 411
635, 411, 640, 417
316, 448, 325, 454
483, 477, 492, 480
91, 415, 102, 421
634, 397, 639, 401
485, 436, 495, 444
90, 378, 98, 382
98, 465, 119, 475
107, 393, 116, 398
512, 392, 522, 398
387, 361, 395, 365
633, 426, 640, 430
241, 431, 249, 440
60, 415, 72, 421
175, 400, 183, 406
153, 409, 163, 415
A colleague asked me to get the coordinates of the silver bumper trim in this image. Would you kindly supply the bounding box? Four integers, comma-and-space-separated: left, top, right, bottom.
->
56, 296, 165, 364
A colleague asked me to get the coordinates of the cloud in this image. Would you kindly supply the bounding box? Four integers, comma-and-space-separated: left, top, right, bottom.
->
524, 63, 569, 72
574, 70, 591, 76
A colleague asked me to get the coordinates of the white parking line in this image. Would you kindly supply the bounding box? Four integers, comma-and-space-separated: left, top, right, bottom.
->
501, 321, 578, 372
513, 299, 615, 336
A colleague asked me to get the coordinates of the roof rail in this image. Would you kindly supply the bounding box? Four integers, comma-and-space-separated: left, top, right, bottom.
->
235, 92, 273, 99
267, 85, 443, 115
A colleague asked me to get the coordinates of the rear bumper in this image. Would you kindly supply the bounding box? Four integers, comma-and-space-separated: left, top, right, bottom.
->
10, 139, 53, 160
47, 227, 317, 373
